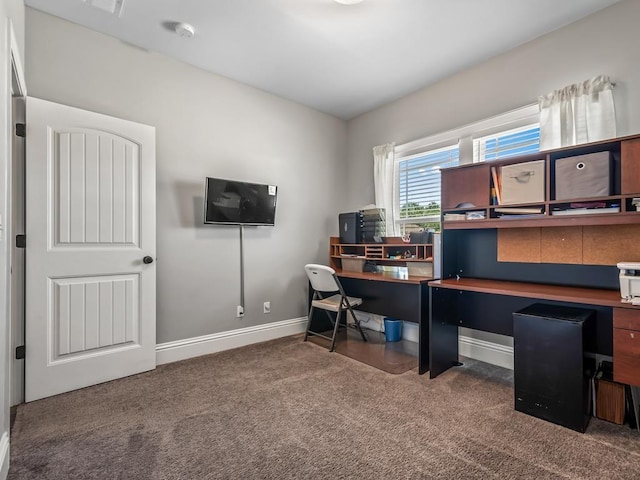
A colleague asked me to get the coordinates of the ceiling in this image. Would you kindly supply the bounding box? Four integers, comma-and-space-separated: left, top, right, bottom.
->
25, 0, 622, 119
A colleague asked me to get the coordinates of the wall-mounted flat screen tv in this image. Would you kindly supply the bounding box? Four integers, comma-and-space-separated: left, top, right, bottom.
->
204, 177, 278, 226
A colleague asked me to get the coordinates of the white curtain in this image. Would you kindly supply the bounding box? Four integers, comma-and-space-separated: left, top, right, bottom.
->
373, 143, 396, 236
539, 75, 616, 150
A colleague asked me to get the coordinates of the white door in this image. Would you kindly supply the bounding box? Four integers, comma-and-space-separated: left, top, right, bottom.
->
25, 97, 156, 402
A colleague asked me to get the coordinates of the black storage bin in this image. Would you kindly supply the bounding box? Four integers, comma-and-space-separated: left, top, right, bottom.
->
513, 303, 595, 432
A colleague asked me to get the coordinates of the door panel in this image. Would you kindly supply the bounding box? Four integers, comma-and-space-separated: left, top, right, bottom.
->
50, 274, 139, 359
55, 130, 139, 246
26, 97, 156, 401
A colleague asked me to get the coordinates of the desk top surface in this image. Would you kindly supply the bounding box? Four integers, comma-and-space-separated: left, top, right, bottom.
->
429, 277, 635, 309
336, 270, 432, 285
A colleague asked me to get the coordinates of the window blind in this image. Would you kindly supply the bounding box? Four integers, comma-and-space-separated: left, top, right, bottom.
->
397, 144, 459, 223
474, 124, 540, 162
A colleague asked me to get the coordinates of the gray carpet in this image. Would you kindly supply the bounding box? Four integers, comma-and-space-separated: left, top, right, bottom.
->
8, 335, 640, 479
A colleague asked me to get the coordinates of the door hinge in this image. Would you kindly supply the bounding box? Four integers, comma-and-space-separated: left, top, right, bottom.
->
15, 123, 25, 138
16, 234, 25, 248
15, 345, 25, 360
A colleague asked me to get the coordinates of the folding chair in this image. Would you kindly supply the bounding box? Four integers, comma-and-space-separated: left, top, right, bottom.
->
303, 264, 367, 351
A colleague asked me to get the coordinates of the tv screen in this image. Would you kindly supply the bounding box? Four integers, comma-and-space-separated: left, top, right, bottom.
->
204, 177, 278, 226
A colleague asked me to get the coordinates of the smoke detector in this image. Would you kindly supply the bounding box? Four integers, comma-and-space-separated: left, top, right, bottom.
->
175, 22, 195, 38
82, 0, 124, 16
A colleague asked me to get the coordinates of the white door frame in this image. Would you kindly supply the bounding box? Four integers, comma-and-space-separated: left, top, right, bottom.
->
2, 18, 27, 480
10, 61, 26, 407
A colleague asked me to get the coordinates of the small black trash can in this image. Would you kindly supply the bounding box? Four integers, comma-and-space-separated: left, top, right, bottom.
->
513, 303, 595, 433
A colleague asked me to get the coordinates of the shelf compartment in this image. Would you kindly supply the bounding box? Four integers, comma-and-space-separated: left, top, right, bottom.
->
384, 245, 416, 260
490, 203, 546, 220
339, 245, 365, 257
489, 201, 546, 209
548, 195, 622, 205
624, 196, 640, 213
365, 245, 384, 259
441, 163, 491, 210
549, 198, 621, 218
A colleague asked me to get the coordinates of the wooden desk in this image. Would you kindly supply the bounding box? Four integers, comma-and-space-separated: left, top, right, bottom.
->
309, 270, 432, 374
428, 277, 627, 379
335, 270, 431, 285
430, 278, 625, 308
431, 134, 640, 427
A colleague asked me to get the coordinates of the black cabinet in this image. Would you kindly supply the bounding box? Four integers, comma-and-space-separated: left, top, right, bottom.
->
513, 303, 596, 432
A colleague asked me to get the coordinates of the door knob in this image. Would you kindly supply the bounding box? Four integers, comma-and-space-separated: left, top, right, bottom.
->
143, 256, 154, 264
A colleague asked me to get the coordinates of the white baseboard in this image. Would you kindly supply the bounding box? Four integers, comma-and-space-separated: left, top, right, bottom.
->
0, 432, 9, 480
459, 335, 514, 370
156, 317, 307, 365
402, 322, 419, 343
155, 316, 513, 370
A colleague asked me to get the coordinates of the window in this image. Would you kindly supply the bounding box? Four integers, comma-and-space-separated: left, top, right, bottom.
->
396, 144, 459, 234
391, 104, 540, 234
474, 124, 540, 162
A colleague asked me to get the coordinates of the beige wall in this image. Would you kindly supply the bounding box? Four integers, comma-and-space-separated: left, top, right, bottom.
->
344, 0, 640, 211
25, 8, 348, 344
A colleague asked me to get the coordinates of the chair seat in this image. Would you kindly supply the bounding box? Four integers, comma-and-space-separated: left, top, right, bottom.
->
311, 294, 363, 312
304, 263, 368, 351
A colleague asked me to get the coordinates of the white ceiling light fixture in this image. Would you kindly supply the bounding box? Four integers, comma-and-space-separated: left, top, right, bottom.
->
334, 0, 364, 5
174, 22, 195, 38
81, 0, 124, 16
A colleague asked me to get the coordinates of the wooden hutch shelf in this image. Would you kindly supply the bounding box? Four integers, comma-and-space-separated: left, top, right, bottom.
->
443, 211, 640, 230
440, 134, 640, 230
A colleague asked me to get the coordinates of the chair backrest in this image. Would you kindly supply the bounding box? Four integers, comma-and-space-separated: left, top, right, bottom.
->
304, 264, 339, 293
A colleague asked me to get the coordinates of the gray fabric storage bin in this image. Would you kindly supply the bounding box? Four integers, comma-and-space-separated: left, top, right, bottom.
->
555, 152, 612, 200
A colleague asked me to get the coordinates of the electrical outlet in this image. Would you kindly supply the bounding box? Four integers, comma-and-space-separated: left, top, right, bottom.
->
263, 301, 271, 314
236, 305, 244, 318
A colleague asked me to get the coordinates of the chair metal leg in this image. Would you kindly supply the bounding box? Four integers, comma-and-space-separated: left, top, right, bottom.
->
330, 307, 343, 352
305, 289, 343, 350
305, 292, 334, 342
303, 304, 315, 342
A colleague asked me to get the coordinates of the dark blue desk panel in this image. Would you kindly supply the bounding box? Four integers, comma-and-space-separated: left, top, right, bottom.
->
308, 271, 431, 374
428, 278, 617, 379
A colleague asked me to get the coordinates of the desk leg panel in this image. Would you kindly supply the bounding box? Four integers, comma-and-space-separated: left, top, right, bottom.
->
429, 287, 459, 379
338, 277, 421, 323
419, 283, 429, 374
